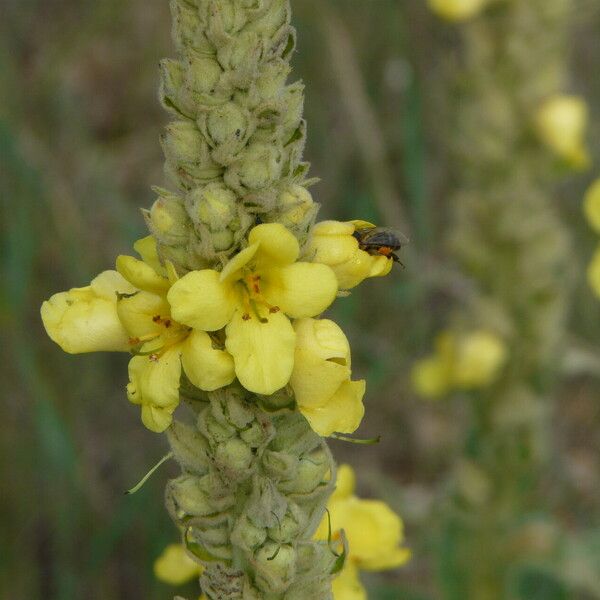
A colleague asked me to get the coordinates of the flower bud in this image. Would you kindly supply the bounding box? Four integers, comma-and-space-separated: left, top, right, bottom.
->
186, 54, 222, 96
226, 142, 283, 191
276, 185, 317, 230
205, 102, 249, 148
167, 475, 214, 519
161, 121, 222, 189
267, 503, 305, 543
148, 192, 190, 245
254, 543, 296, 593
159, 59, 185, 116
231, 515, 268, 552
255, 59, 291, 103
171, 0, 213, 53
278, 449, 329, 496
214, 437, 255, 481
262, 450, 299, 480
187, 183, 237, 231
167, 420, 210, 476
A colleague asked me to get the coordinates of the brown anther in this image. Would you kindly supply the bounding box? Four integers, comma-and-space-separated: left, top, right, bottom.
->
164, 319, 171, 328
128, 337, 140, 345
242, 313, 251, 321
253, 284, 260, 293
149, 353, 160, 362
152, 315, 161, 323
269, 306, 280, 313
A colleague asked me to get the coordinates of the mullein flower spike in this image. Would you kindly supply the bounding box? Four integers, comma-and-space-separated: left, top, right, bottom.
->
40, 0, 408, 597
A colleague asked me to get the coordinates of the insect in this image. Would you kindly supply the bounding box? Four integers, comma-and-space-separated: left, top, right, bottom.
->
352, 224, 407, 264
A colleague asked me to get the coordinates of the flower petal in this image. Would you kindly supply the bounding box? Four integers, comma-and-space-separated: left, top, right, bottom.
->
126, 348, 181, 432
154, 544, 202, 586
181, 330, 236, 391
333, 464, 356, 501
116, 255, 170, 294
41, 285, 130, 354
262, 263, 338, 318
300, 380, 366, 437
291, 347, 349, 409
225, 309, 296, 395
134, 235, 166, 276
117, 291, 170, 339
290, 318, 351, 408
332, 562, 367, 600
168, 270, 238, 331
367, 254, 394, 278
219, 243, 259, 283
90, 270, 137, 300
339, 497, 410, 571
249, 223, 299, 267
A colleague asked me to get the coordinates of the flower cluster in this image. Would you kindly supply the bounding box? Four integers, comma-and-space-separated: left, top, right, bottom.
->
41, 220, 392, 437
411, 329, 508, 399
584, 179, 600, 297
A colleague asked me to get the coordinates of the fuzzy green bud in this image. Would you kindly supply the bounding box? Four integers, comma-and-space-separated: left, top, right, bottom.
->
167, 475, 214, 519
254, 543, 297, 593
276, 184, 317, 230
161, 121, 222, 189
231, 515, 268, 552
188, 183, 237, 231
227, 142, 283, 192
148, 192, 190, 245
214, 437, 255, 481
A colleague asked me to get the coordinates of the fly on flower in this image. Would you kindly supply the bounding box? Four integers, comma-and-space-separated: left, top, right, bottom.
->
352, 222, 408, 265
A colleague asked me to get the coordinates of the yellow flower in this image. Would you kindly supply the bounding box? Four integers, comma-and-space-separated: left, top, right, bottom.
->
427, 0, 487, 22
587, 245, 600, 297
453, 330, 507, 389
41, 270, 137, 353
154, 543, 203, 586
290, 318, 365, 436
535, 95, 590, 169
316, 465, 410, 599
412, 330, 506, 398
168, 223, 338, 395
411, 355, 452, 399
41, 237, 236, 433
307, 221, 393, 290
584, 179, 600, 234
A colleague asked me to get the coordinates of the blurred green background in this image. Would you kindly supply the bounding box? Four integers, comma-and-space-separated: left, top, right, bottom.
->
2, 1, 600, 599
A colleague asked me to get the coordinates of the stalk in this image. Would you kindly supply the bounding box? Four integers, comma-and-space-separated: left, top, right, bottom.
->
153, 2, 336, 597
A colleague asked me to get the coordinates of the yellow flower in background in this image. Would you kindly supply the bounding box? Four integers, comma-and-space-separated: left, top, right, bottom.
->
454, 330, 508, 389
168, 223, 338, 395
308, 221, 393, 290
412, 329, 507, 398
584, 179, 600, 234
290, 318, 365, 436
154, 544, 203, 586
316, 465, 411, 599
41, 236, 236, 433
427, 0, 487, 22
587, 246, 600, 297
535, 95, 590, 170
